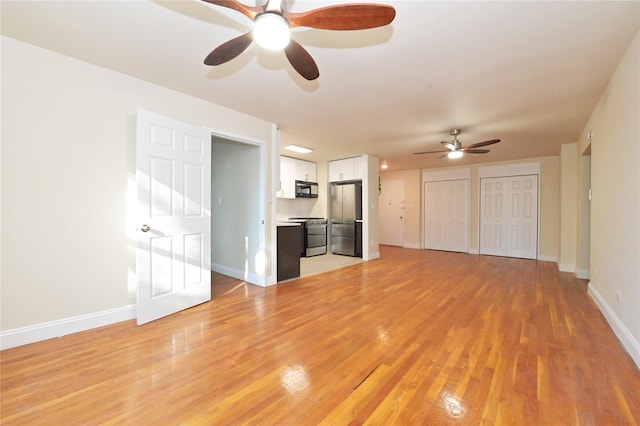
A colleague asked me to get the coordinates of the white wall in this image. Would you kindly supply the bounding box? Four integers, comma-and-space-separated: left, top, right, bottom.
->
379, 169, 422, 249
559, 143, 578, 272
380, 156, 559, 258
363, 155, 380, 260
576, 153, 591, 279
577, 32, 640, 366
1, 36, 275, 332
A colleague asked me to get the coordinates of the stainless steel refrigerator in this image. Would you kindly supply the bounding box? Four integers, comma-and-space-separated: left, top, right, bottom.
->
330, 182, 362, 256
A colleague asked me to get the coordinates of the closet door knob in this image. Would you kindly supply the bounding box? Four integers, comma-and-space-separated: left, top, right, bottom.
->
141, 224, 151, 233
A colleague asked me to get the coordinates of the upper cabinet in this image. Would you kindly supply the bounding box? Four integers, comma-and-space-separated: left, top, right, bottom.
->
277, 156, 317, 199
329, 156, 364, 182
295, 159, 316, 183
277, 156, 296, 199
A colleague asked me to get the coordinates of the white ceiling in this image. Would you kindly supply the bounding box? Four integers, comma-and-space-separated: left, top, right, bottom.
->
2, 1, 638, 172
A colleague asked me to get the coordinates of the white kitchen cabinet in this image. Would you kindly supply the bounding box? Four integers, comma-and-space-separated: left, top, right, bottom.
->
329, 156, 363, 182
296, 159, 316, 182
277, 156, 296, 199
277, 156, 317, 199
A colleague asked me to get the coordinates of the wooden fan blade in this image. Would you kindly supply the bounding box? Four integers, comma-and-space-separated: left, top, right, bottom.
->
284, 39, 320, 81
465, 149, 490, 154
283, 4, 395, 30
413, 149, 449, 155
465, 139, 500, 150
204, 32, 253, 66
441, 141, 455, 150
201, 0, 263, 21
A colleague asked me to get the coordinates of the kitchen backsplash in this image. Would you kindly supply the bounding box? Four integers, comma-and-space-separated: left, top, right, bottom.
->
277, 198, 312, 221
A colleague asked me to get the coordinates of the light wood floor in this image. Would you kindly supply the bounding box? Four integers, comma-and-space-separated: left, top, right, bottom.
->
2, 246, 639, 425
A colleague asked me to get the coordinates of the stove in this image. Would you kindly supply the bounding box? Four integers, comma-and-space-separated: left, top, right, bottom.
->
289, 217, 328, 225
288, 217, 328, 257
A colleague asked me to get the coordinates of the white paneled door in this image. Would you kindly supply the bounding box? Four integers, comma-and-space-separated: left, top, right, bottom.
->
136, 109, 211, 325
379, 179, 405, 246
424, 179, 469, 253
480, 175, 538, 259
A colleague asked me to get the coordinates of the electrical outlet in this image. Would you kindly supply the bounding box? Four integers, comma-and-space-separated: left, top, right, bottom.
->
616, 291, 622, 304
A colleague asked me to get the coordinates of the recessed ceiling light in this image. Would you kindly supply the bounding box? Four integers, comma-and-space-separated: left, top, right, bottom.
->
381, 163, 388, 169
285, 145, 313, 154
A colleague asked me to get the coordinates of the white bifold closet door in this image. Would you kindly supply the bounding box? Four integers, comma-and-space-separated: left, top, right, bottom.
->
480, 175, 538, 259
424, 179, 469, 253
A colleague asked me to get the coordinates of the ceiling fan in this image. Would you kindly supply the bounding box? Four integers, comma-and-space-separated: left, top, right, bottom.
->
201, 0, 396, 80
413, 129, 501, 159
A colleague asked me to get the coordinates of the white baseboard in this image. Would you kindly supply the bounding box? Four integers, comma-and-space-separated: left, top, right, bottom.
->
588, 283, 640, 369
469, 248, 479, 255
212, 263, 265, 287
538, 254, 558, 263
403, 243, 421, 249
0, 305, 136, 350
576, 269, 590, 280
366, 251, 381, 261
558, 263, 576, 273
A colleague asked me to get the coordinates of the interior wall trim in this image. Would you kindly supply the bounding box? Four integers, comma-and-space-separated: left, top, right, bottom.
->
212, 263, 267, 287
538, 254, 558, 263
576, 269, 591, 280
588, 283, 640, 369
403, 243, 421, 250
0, 305, 136, 350
559, 263, 577, 273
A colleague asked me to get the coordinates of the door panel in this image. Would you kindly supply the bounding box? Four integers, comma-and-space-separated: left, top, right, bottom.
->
136, 109, 211, 325
424, 179, 469, 253
480, 175, 538, 259
480, 178, 507, 256
378, 179, 405, 247
508, 175, 538, 259
341, 184, 357, 222
330, 185, 342, 222
332, 236, 355, 256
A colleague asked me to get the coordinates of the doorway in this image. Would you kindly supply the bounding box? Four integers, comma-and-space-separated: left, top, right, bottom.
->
379, 179, 405, 246
478, 163, 540, 260
211, 136, 265, 285
422, 168, 470, 253
135, 109, 269, 325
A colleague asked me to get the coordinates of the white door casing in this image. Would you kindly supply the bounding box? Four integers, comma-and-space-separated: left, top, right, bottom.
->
379, 179, 405, 247
136, 109, 211, 325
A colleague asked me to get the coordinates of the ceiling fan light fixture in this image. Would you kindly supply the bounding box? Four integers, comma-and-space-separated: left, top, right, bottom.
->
447, 150, 464, 159
253, 12, 290, 50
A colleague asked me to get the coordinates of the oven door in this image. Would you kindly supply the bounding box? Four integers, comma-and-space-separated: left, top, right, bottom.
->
305, 223, 327, 256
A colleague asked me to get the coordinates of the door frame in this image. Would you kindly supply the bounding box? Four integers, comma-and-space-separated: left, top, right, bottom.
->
206, 126, 270, 287
478, 162, 541, 259
378, 178, 405, 247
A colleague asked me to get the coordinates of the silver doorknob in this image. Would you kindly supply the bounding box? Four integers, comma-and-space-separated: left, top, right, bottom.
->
141, 224, 151, 233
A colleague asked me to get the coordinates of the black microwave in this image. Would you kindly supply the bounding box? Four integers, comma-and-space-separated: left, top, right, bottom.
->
295, 180, 318, 198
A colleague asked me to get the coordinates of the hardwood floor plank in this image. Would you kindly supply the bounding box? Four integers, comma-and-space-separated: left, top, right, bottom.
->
2, 246, 639, 424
